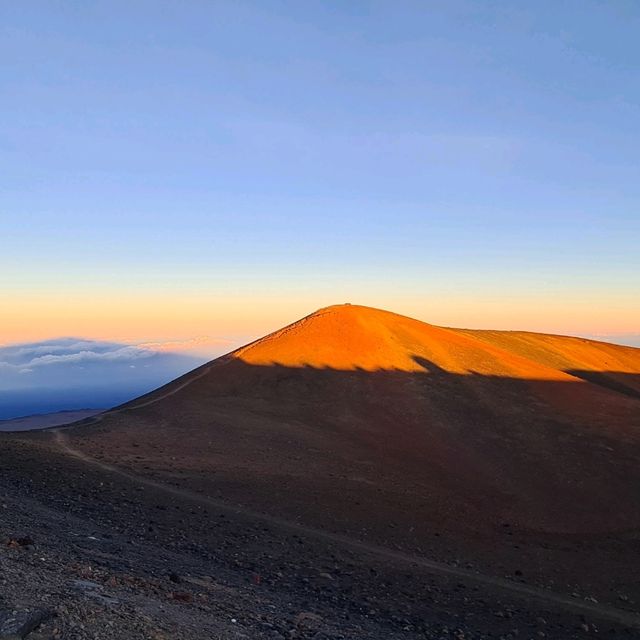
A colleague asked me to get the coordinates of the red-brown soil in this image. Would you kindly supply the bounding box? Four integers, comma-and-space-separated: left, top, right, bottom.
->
67, 304, 640, 538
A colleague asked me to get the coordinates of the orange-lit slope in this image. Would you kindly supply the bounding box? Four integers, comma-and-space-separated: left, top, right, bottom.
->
234, 304, 594, 379
456, 326, 640, 396
70, 304, 640, 537
231, 304, 639, 421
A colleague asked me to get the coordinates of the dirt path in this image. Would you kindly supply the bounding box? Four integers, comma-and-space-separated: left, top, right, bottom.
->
52, 429, 640, 630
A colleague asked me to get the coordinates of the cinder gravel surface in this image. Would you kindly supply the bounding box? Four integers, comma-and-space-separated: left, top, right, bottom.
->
1, 435, 639, 639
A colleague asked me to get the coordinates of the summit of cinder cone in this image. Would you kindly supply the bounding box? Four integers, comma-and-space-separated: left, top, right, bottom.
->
232, 303, 589, 380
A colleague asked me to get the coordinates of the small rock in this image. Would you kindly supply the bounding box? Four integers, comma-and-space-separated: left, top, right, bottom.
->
0, 607, 51, 639
294, 611, 323, 632
71, 579, 119, 606
5, 537, 34, 549
170, 592, 192, 603
72, 579, 102, 592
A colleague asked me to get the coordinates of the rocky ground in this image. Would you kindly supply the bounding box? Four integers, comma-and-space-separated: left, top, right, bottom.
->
0, 411, 102, 433
1, 434, 639, 639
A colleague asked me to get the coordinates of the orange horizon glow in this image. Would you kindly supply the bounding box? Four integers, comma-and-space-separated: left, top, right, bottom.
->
2, 291, 639, 348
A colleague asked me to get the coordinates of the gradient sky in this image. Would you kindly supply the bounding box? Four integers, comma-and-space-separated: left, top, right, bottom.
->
2, 1, 639, 347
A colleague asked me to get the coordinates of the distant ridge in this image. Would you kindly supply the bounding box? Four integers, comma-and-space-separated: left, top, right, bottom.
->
0, 409, 102, 432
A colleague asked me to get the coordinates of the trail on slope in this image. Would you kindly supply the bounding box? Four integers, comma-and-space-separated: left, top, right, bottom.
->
53, 429, 640, 630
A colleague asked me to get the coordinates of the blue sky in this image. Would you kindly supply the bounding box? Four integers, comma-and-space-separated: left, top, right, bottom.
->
1, 1, 639, 346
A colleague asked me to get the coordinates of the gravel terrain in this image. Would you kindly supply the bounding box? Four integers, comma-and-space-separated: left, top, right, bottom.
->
0, 411, 102, 433
1, 435, 639, 640
3, 306, 640, 638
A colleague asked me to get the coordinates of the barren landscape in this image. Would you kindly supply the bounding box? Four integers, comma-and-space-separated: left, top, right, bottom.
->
2, 305, 640, 639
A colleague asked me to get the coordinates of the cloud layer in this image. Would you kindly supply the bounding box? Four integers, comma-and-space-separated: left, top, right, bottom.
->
0, 339, 150, 373
0, 336, 231, 373
0, 337, 225, 420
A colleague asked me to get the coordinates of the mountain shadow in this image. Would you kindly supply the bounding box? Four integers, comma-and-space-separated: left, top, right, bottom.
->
62, 358, 640, 548
37, 304, 640, 552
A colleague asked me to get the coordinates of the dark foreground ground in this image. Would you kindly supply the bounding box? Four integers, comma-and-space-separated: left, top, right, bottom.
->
0, 411, 102, 433
1, 434, 639, 640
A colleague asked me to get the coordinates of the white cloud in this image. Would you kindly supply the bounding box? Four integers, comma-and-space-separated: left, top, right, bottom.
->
14, 341, 99, 357
135, 336, 231, 353
27, 346, 156, 367
0, 336, 224, 380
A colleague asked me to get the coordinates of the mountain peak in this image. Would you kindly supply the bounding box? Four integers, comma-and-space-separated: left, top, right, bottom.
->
232, 303, 436, 372
230, 303, 554, 376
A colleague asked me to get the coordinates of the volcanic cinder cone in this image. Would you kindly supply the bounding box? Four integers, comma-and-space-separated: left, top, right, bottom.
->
69, 304, 640, 541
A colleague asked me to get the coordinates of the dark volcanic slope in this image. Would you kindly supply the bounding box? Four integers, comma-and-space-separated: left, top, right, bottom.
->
4, 304, 640, 639
67, 304, 640, 540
